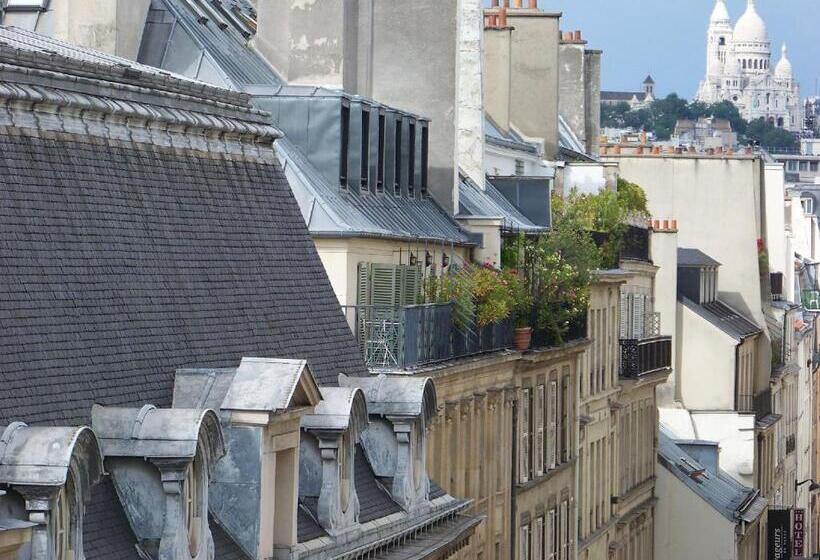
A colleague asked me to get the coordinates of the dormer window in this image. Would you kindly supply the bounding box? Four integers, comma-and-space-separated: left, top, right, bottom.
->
394, 119, 403, 196
52, 481, 72, 560
408, 121, 416, 197
184, 452, 205, 556
677, 249, 721, 305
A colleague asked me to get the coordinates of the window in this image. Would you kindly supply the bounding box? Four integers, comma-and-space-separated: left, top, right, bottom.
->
408, 121, 416, 197
547, 379, 557, 470
5, 0, 49, 8
339, 431, 352, 512
533, 517, 544, 560
534, 385, 545, 477
546, 510, 557, 560
519, 388, 531, 483
420, 125, 429, 196
515, 159, 525, 176
340, 105, 350, 188
184, 454, 205, 556
394, 119, 403, 195
561, 374, 571, 463
800, 161, 810, 172
361, 109, 370, 191
52, 483, 71, 560
811, 162, 819, 172
377, 113, 386, 192
519, 523, 531, 560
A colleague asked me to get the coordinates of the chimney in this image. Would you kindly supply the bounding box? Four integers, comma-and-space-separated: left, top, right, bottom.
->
484, 8, 513, 133
574, 30, 582, 41
254, 0, 359, 90
528, 0, 538, 8
502, 7, 561, 158
45, 0, 151, 59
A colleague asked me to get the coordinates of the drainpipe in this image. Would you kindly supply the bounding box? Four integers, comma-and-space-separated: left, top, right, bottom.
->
510, 396, 517, 560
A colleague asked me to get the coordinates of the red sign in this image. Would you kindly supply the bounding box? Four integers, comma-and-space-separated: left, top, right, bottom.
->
793, 508, 805, 557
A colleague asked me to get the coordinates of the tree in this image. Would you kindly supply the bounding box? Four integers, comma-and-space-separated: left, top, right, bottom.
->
601, 102, 631, 128
708, 100, 747, 135
745, 118, 797, 150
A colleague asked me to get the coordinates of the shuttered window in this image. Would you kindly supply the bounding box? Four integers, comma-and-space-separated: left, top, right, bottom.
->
546, 510, 556, 560
535, 385, 545, 477
520, 524, 531, 560
533, 517, 544, 560
548, 380, 558, 469
519, 388, 531, 483
561, 375, 571, 463
560, 501, 568, 560
356, 263, 422, 307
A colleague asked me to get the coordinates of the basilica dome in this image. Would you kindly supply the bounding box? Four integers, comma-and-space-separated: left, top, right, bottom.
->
733, 0, 768, 43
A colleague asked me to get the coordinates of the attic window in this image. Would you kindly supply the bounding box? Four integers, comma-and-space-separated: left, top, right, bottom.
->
184, 453, 205, 556
377, 113, 386, 193
408, 121, 416, 197
394, 119, 403, 196
361, 109, 371, 191
340, 104, 350, 189
420, 124, 429, 197
50, 476, 76, 560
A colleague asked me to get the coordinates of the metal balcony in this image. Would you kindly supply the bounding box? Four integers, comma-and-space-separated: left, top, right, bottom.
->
620, 336, 672, 379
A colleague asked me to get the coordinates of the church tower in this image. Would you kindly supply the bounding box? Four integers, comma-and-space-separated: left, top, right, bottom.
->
706, 0, 733, 81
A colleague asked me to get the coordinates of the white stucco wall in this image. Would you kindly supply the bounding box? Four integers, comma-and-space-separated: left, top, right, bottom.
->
655, 465, 736, 560
484, 146, 549, 177
691, 412, 756, 487
562, 162, 606, 195
610, 156, 764, 325
677, 303, 737, 411
653, 229, 679, 405
764, 163, 787, 276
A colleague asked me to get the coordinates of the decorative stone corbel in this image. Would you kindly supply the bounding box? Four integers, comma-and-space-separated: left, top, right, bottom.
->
315, 434, 359, 534
151, 458, 210, 560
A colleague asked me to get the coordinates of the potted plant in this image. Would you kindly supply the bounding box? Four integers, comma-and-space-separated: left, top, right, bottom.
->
505, 269, 533, 351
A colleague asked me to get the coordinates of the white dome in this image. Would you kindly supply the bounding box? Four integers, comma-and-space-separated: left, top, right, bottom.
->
734, 0, 768, 43
710, 0, 730, 23
775, 43, 793, 78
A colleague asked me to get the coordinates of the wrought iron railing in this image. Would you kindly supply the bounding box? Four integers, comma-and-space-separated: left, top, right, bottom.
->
620, 226, 651, 262
342, 303, 514, 370
802, 290, 820, 310
643, 312, 661, 338
620, 336, 672, 378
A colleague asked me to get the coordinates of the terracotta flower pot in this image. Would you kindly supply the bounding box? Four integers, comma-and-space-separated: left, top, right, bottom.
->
514, 327, 533, 351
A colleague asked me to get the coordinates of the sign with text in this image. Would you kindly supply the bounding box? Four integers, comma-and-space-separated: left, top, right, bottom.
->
793, 508, 805, 557
768, 508, 791, 560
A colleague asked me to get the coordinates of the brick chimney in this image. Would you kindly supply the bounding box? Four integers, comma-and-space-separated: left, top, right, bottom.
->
484, 8, 513, 133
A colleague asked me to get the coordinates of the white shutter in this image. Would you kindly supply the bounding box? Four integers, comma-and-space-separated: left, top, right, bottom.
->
520, 524, 531, 560
562, 377, 571, 463
520, 388, 530, 483
560, 501, 568, 560
535, 385, 545, 477
619, 291, 629, 338
534, 517, 544, 560
632, 294, 645, 338
548, 381, 558, 469
546, 510, 556, 560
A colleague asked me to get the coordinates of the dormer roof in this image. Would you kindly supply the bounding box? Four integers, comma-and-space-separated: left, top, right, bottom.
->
302, 387, 369, 436
677, 248, 722, 268
0, 424, 103, 488
91, 405, 224, 462
339, 374, 437, 425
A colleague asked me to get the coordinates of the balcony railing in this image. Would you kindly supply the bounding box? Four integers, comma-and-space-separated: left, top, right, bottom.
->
802, 290, 820, 310
342, 303, 514, 370
620, 336, 672, 379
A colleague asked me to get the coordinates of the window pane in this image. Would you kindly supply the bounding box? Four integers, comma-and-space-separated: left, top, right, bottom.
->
162, 24, 204, 79
5, 0, 48, 8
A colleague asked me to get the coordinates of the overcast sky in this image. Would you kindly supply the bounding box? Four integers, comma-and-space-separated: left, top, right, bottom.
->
534, 0, 820, 100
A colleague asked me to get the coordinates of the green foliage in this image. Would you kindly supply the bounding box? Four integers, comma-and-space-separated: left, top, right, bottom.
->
745, 118, 798, 150
616, 178, 650, 217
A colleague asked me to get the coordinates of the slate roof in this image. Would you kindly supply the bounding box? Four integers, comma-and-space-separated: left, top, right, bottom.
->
601, 91, 648, 102
658, 431, 767, 523
275, 137, 473, 245
677, 248, 722, 267
355, 444, 403, 523
680, 298, 762, 341
484, 115, 539, 155
458, 173, 547, 233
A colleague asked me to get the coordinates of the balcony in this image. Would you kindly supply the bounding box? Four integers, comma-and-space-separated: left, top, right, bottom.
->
620, 336, 672, 379
801, 290, 820, 310
342, 303, 514, 370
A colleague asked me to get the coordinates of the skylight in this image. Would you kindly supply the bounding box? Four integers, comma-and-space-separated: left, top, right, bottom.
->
4, 0, 49, 10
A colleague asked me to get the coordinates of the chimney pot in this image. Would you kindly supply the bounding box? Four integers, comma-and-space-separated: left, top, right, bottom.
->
671, 219, 678, 230
498, 6, 507, 27
528, 0, 537, 8
706, 148, 715, 155
640, 131, 647, 145
716, 146, 724, 155
636, 146, 644, 155
574, 30, 582, 41
663, 220, 670, 230
727, 147, 734, 156
613, 145, 621, 155
652, 146, 661, 155
600, 146, 608, 155
675, 147, 683, 155
513, 0, 522, 8
491, 0, 499, 5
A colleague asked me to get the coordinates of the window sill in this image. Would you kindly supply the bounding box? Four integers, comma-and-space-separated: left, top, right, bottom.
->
515, 459, 576, 493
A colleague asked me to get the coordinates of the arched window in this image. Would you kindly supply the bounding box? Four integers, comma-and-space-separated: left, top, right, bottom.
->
719, 37, 726, 46
184, 452, 205, 557
766, 93, 771, 105
754, 60, 759, 70
743, 59, 747, 69
51, 476, 76, 560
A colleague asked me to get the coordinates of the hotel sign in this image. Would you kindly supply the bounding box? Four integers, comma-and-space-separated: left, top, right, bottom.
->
768, 509, 791, 560
793, 508, 805, 557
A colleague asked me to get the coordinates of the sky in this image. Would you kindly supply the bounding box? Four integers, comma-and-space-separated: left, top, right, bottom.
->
535, 0, 820, 100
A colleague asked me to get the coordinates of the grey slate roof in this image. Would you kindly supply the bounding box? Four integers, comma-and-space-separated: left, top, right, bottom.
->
458, 173, 547, 233
680, 298, 762, 341
484, 116, 539, 155
601, 91, 648, 102
658, 431, 767, 523
276, 137, 473, 245
678, 248, 722, 267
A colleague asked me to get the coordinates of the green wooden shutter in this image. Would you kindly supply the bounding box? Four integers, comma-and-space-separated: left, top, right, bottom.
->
357, 262, 371, 305
371, 263, 401, 307
401, 265, 422, 306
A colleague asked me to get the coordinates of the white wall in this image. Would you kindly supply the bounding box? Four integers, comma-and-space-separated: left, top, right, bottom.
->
485, 146, 549, 177
653, 229, 679, 406
654, 465, 736, 560
690, 412, 756, 487
764, 163, 787, 277
562, 162, 606, 195
611, 156, 764, 325
677, 303, 737, 411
